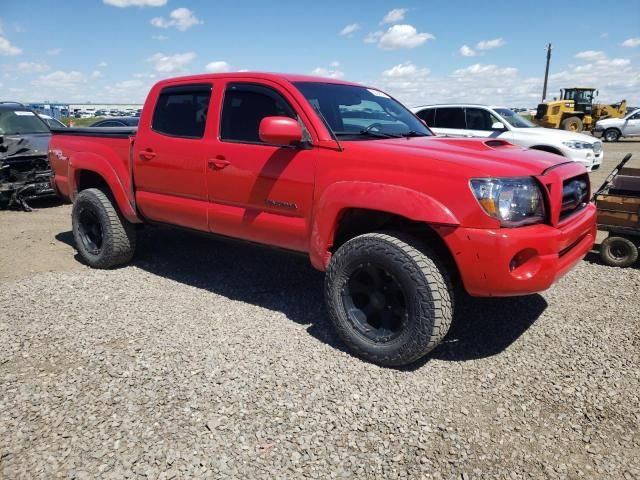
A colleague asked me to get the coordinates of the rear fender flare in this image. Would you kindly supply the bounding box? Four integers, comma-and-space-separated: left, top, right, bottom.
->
69, 152, 140, 223
309, 181, 460, 270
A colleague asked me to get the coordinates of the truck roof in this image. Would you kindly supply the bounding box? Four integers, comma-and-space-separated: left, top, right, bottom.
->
155, 72, 362, 88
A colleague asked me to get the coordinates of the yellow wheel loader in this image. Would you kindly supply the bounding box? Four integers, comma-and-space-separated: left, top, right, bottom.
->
534, 87, 626, 132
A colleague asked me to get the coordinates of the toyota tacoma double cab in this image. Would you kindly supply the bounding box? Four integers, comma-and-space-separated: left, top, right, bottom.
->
49, 73, 597, 366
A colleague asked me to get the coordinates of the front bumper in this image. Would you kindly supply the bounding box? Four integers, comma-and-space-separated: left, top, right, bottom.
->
441, 203, 597, 297
563, 148, 603, 172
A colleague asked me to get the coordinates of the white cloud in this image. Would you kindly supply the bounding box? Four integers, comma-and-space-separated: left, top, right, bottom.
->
475, 38, 506, 50
16, 61, 49, 73
115, 79, 143, 89
575, 50, 606, 61
0, 35, 22, 56
204, 61, 231, 73
339, 23, 360, 36
103, 0, 166, 7
459, 45, 476, 57
47, 48, 62, 56
600, 32, 609, 38
151, 8, 202, 31
311, 66, 344, 79
98, 61, 108, 68
329, 61, 340, 68
91, 70, 103, 78
152, 34, 168, 40
364, 31, 383, 44
452, 63, 518, 78
32, 70, 87, 89
377, 24, 434, 50
146, 52, 196, 73
381, 8, 407, 24
621, 37, 640, 48
382, 61, 429, 78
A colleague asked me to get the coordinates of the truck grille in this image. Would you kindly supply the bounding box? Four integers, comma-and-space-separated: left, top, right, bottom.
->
559, 174, 589, 221
535, 104, 547, 120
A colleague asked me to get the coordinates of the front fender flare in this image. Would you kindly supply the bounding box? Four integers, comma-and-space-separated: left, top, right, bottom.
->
309, 182, 460, 270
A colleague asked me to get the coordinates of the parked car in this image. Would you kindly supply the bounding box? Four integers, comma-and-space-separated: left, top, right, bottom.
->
38, 114, 67, 129
48, 73, 596, 366
0, 102, 55, 210
90, 117, 139, 127
412, 104, 604, 171
593, 109, 640, 142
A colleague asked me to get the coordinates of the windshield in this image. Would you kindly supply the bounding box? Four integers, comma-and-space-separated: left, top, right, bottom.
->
495, 108, 537, 128
43, 117, 66, 128
0, 109, 50, 135
293, 82, 432, 139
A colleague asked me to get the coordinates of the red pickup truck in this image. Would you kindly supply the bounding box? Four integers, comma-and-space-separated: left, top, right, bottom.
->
49, 73, 596, 366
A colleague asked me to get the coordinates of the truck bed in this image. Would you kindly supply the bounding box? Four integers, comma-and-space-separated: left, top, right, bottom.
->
50, 127, 137, 138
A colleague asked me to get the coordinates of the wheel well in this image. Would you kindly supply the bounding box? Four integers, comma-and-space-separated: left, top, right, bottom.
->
76, 170, 109, 192
331, 208, 459, 281
530, 145, 564, 156
604, 127, 622, 134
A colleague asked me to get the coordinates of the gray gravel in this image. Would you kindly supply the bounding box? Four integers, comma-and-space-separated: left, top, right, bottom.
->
1, 225, 639, 479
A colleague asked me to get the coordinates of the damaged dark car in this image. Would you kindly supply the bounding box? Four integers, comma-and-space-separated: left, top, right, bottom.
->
0, 102, 56, 211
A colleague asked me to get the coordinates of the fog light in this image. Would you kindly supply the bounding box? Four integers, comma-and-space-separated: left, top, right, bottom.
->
509, 248, 542, 280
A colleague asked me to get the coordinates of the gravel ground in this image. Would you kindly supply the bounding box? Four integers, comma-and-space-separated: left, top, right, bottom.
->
1, 141, 639, 479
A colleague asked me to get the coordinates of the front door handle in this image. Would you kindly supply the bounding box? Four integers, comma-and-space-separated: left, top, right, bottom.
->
139, 149, 156, 160
208, 159, 231, 170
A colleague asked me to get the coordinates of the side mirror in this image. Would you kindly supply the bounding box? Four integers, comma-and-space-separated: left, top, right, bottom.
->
259, 116, 303, 146
491, 121, 506, 131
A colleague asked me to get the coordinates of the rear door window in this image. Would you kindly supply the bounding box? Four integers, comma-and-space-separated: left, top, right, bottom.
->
152, 84, 212, 138
416, 108, 435, 126
432, 107, 465, 129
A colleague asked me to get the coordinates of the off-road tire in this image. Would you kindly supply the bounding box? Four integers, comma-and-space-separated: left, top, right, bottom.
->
561, 116, 584, 132
325, 232, 453, 367
600, 235, 638, 268
603, 128, 621, 142
72, 188, 136, 268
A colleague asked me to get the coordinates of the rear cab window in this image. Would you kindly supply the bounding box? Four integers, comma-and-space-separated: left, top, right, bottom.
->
416, 108, 435, 126
152, 84, 212, 138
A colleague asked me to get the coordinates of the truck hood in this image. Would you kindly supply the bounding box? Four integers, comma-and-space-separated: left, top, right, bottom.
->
0, 133, 51, 161
350, 136, 570, 177
510, 126, 597, 143
595, 117, 623, 128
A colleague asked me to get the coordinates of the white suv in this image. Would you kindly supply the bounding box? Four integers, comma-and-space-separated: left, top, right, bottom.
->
412, 104, 604, 171
593, 109, 640, 142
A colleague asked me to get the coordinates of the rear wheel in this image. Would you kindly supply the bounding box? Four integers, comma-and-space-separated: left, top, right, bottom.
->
325, 232, 453, 367
600, 235, 638, 268
561, 116, 584, 132
72, 188, 136, 268
603, 128, 621, 142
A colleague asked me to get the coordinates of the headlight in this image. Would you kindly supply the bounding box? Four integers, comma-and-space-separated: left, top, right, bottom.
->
470, 177, 546, 227
562, 140, 593, 150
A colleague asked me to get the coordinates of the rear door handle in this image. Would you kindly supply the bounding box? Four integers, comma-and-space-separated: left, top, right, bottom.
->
139, 149, 156, 160
208, 159, 231, 170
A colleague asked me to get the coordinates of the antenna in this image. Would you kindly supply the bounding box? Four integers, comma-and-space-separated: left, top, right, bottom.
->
542, 43, 552, 102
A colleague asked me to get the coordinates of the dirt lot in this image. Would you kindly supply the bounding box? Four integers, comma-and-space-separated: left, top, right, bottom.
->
1, 141, 639, 478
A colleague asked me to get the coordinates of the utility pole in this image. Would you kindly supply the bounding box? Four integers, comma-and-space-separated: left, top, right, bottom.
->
542, 43, 552, 102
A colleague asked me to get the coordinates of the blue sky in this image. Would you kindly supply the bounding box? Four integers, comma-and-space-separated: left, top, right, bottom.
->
1, 0, 639, 106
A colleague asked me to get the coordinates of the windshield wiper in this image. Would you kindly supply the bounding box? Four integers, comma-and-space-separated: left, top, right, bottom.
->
334, 130, 402, 139
400, 131, 429, 138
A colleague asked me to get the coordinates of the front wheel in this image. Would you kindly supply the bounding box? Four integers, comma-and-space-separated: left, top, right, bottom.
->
325, 232, 453, 367
600, 235, 638, 268
72, 188, 136, 268
603, 129, 621, 142
561, 116, 584, 132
